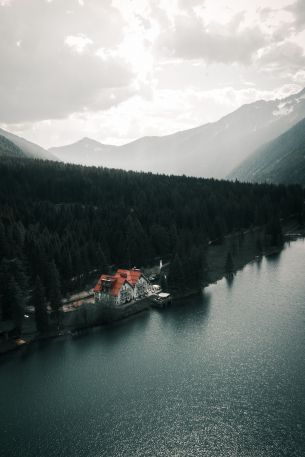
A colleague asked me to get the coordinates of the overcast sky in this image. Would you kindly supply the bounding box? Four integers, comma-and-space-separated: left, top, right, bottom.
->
0, 0, 305, 148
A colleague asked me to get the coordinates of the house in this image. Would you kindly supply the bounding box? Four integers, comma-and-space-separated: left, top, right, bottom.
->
94, 268, 151, 306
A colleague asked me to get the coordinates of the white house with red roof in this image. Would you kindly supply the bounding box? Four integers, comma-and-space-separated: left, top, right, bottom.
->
94, 268, 151, 306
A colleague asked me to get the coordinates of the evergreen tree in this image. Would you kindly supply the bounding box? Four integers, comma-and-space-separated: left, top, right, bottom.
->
0, 221, 9, 258
33, 276, 49, 333
183, 246, 209, 291
225, 252, 234, 277
0, 259, 12, 320
256, 236, 263, 254
167, 253, 184, 295
160, 273, 167, 291
265, 216, 283, 247
48, 260, 62, 311
0, 155, 303, 319
7, 278, 25, 334
0, 258, 29, 320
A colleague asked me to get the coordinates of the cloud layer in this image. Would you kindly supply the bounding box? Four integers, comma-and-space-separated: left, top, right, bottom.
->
0, 0, 304, 147
0, 0, 133, 122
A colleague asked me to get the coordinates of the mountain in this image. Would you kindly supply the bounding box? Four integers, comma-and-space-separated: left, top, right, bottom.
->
228, 118, 305, 186
50, 87, 305, 178
0, 134, 25, 158
49, 137, 117, 166
0, 128, 58, 161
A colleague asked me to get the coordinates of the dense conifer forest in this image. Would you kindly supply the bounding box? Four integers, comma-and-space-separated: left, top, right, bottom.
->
0, 156, 304, 331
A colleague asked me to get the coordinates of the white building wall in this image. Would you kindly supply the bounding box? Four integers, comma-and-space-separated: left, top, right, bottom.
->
117, 282, 134, 305
134, 276, 150, 299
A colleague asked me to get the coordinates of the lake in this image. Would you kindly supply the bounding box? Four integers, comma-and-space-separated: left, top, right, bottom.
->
1, 240, 305, 457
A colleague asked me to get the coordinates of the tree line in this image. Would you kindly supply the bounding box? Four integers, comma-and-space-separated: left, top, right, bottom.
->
0, 156, 303, 333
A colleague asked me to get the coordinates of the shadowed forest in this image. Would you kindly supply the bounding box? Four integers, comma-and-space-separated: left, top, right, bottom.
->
0, 156, 304, 331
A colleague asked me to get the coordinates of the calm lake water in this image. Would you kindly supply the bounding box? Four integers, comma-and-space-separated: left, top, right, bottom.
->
1, 240, 305, 457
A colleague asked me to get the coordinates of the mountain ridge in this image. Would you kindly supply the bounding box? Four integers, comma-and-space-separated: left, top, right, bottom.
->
49, 87, 305, 178
0, 127, 58, 161
228, 117, 305, 186
0, 134, 25, 158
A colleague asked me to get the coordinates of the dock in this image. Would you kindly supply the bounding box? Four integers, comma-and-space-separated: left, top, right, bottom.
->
151, 292, 172, 308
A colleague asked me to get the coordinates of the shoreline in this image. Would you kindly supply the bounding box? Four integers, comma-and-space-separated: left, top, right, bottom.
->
1, 231, 303, 357
171, 243, 285, 302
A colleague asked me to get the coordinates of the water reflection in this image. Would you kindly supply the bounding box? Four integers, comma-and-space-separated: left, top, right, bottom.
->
225, 274, 235, 288
265, 250, 282, 263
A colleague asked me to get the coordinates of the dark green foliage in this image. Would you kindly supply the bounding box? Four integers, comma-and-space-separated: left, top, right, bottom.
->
7, 278, 25, 333
0, 258, 28, 320
123, 213, 153, 267
230, 118, 305, 185
167, 254, 184, 294
33, 276, 49, 332
225, 252, 234, 276
265, 216, 284, 247
184, 246, 208, 290
0, 155, 303, 318
47, 261, 61, 311
160, 273, 167, 291
0, 135, 25, 158
255, 236, 263, 254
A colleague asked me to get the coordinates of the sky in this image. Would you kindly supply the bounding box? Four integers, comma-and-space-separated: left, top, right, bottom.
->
0, 0, 305, 148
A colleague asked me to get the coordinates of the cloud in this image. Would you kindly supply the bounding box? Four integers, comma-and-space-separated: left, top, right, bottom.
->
286, 0, 305, 30
257, 41, 305, 73
65, 34, 93, 53
0, 0, 135, 123
177, 0, 205, 13
1, 0, 305, 146
292, 69, 305, 85
8, 83, 302, 151
157, 11, 267, 64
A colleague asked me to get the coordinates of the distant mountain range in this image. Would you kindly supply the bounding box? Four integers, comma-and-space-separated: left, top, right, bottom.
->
49, 87, 305, 179
0, 128, 57, 161
1, 87, 305, 184
228, 118, 305, 185
49, 137, 116, 167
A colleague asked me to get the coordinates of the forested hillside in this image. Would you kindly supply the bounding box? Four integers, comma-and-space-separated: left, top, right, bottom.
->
0, 127, 58, 161
0, 135, 25, 158
229, 118, 305, 185
0, 156, 304, 327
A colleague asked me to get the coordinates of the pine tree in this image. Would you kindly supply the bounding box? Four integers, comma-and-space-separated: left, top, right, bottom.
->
48, 260, 62, 311
200, 247, 209, 285
0, 258, 29, 320
167, 253, 184, 295
160, 273, 168, 291
7, 278, 25, 334
0, 259, 12, 320
265, 216, 283, 247
225, 252, 234, 277
33, 276, 49, 333
256, 236, 263, 254
0, 221, 9, 258
13, 258, 29, 293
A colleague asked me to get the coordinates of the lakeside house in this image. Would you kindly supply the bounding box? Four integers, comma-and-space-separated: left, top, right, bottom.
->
94, 268, 151, 306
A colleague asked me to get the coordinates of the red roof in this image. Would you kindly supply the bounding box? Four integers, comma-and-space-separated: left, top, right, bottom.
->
117, 269, 142, 286
94, 269, 144, 297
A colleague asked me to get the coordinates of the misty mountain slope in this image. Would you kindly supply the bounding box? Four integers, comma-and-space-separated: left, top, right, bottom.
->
50, 88, 305, 178
0, 134, 25, 158
49, 137, 117, 166
0, 128, 58, 161
228, 118, 305, 185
